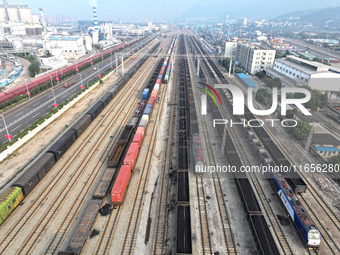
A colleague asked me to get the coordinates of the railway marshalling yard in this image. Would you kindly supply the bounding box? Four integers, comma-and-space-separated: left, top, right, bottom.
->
0, 31, 340, 255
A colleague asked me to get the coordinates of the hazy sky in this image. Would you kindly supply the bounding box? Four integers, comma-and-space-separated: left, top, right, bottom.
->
7, 0, 340, 22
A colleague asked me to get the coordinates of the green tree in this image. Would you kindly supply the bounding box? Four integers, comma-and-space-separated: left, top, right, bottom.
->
255, 70, 266, 79
263, 77, 282, 88
256, 88, 272, 105
292, 121, 311, 141
28, 62, 40, 77
328, 155, 340, 166
288, 86, 328, 111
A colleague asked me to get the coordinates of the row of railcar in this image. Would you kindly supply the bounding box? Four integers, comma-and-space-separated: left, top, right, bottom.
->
0, 36, 152, 104
110, 39, 178, 204
106, 57, 164, 171
202, 31, 319, 249
175, 34, 192, 255
237, 110, 321, 249
0, 52, 152, 226
164, 37, 176, 83
56, 43, 164, 255
110, 48, 173, 205
190, 36, 280, 255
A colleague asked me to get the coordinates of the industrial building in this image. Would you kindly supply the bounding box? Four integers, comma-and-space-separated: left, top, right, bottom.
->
272, 55, 340, 91
235, 41, 276, 74
44, 35, 87, 59
0, 1, 43, 36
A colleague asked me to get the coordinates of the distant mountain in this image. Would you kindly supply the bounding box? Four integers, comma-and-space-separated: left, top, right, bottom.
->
274, 6, 340, 28
175, 0, 340, 23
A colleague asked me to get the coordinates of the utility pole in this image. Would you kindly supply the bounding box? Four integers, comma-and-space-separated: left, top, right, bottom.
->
229, 56, 232, 77
121, 56, 124, 75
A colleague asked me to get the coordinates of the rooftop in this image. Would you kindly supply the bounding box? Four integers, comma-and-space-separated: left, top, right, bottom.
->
275, 56, 332, 75
315, 146, 340, 152
49, 36, 80, 41
312, 133, 340, 147
237, 73, 256, 87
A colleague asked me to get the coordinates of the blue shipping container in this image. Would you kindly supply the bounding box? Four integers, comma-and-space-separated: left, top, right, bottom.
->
158, 75, 162, 79
144, 105, 152, 116
142, 88, 150, 100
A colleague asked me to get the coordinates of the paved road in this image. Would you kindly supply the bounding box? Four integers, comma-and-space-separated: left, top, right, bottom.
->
285, 38, 340, 60
0, 34, 158, 143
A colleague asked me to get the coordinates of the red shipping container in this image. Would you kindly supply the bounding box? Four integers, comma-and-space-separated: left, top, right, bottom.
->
151, 89, 158, 98
133, 133, 143, 147
147, 97, 155, 108
156, 79, 162, 84
136, 127, 145, 137
123, 142, 139, 167
111, 165, 132, 204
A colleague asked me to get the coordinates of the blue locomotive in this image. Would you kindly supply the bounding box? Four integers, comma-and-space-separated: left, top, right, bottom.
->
270, 174, 321, 248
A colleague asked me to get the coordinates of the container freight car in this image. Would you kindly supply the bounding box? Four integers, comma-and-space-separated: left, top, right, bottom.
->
132, 133, 143, 148
48, 129, 77, 161
123, 142, 139, 167
136, 126, 145, 138
0, 187, 24, 225
12, 153, 56, 196
111, 165, 132, 204
142, 88, 150, 100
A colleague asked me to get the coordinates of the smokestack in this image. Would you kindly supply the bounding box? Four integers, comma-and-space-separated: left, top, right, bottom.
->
93, 6, 98, 31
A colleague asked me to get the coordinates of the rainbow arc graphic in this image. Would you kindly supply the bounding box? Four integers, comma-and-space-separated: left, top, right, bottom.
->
197, 82, 222, 106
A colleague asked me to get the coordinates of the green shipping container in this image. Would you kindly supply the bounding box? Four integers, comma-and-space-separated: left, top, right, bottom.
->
0, 186, 24, 225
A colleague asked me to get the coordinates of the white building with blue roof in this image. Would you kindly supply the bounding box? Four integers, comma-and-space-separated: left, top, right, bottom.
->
44, 35, 86, 59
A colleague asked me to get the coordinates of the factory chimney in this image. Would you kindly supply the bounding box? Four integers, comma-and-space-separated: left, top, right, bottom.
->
92, 6, 99, 44
93, 6, 98, 31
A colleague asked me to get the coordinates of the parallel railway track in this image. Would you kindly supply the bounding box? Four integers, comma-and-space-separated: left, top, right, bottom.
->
120, 69, 169, 254
186, 35, 238, 255
190, 34, 292, 254
0, 58, 156, 254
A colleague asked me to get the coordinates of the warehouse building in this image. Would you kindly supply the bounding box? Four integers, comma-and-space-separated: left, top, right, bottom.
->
272, 55, 340, 91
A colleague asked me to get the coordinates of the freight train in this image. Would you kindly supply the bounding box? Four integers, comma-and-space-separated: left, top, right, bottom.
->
215, 54, 321, 248
190, 35, 280, 254
0, 43, 156, 226
111, 36, 177, 204
0, 37, 147, 104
